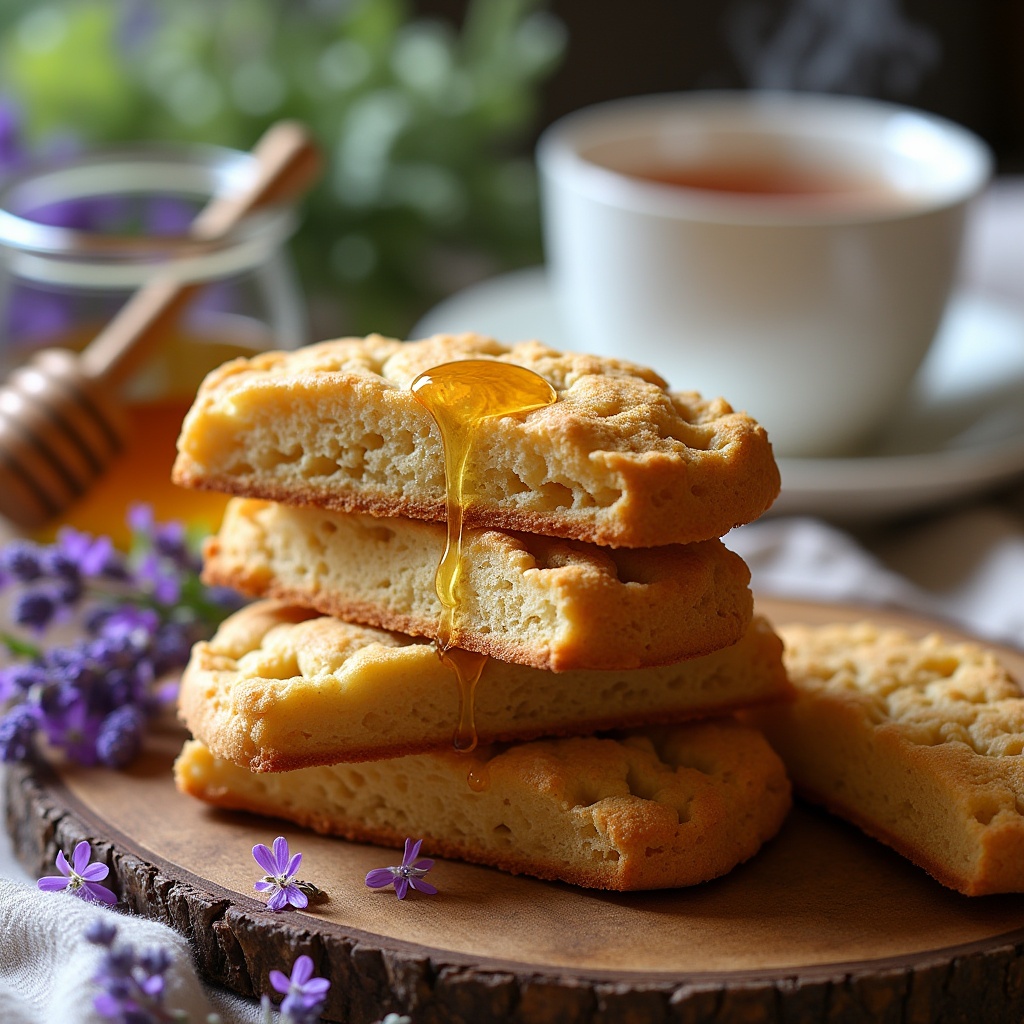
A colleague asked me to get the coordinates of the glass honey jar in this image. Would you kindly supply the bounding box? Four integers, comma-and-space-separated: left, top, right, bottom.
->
0, 142, 307, 543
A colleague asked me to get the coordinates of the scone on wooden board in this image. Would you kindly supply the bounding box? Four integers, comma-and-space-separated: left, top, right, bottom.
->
172, 333, 780, 548
179, 599, 792, 772
749, 621, 1024, 896
174, 720, 792, 891
202, 497, 754, 672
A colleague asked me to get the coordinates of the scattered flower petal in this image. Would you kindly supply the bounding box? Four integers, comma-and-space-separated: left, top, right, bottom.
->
365, 837, 437, 899
270, 954, 331, 1020
37, 840, 117, 905
253, 836, 313, 912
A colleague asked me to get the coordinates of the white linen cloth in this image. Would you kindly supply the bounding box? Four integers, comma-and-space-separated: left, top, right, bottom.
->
0, 876, 245, 1024
0, 179, 1022, 1022
731, 502, 1024, 650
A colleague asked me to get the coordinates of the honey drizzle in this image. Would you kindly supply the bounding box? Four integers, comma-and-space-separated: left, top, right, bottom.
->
466, 764, 491, 793
410, 359, 556, 764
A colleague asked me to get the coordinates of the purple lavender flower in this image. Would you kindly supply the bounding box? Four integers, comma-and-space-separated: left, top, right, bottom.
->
0, 664, 44, 700
365, 838, 437, 899
0, 540, 44, 582
135, 551, 181, 605
0, 506, 244, 770
0, 704, 39, 761
56, 527, 118, 578
85, 919, 178, 1022
84, 918, 118, 946
37, 840, 117, 906
253, 836, 309, 911
40, 697, 104, 765
96, 705, 145, 768
269, 955, 331, 1020
12, 588, 59, 632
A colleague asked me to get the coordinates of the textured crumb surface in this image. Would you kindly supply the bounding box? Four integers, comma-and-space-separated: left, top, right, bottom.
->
203, 498, 753, 672
174, 720, 791, 891
172, 333, 780, 547
179, 599, 791, 772
750, 621, 1024, 896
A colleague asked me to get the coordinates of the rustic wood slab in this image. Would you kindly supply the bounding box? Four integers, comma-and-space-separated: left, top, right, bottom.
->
7, 598, 1024, 1024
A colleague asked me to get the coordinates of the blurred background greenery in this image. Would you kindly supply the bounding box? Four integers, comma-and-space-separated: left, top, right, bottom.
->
0, 0, 565, 338
0, 0, 1020, 345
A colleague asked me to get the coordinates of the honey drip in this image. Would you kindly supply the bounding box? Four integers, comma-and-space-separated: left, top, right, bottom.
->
466, 764, 491, 793
410, 359, 556, 759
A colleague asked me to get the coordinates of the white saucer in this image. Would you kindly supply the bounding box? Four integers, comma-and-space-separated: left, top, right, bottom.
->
413, 268, 1024, 520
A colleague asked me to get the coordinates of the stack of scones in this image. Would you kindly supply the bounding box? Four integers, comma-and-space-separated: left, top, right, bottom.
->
171, 332, 797, 891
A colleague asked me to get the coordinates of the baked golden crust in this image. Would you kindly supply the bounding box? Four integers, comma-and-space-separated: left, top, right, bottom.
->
174, 720, 791, 891
748, 622, 1024, 896
179, 599, 791, 772
202, 498, 753, 672
172, 333, 780, 548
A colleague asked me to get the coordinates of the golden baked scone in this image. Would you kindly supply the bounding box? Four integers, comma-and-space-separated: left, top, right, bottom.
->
750, 622, 1024, 896
174, 720, 791, 891
179, 599, 791, 771
172, 333, 780, 548
203, 498, 753, 672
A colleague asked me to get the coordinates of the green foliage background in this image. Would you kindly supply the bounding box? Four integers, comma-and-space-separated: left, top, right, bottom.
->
0, 0, 564, 337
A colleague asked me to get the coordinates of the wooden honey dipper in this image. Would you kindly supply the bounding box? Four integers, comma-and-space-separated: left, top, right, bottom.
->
0, 119, 322, 529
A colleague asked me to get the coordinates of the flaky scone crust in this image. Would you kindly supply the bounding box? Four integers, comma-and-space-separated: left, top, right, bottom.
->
749, 621, 1024, 896
172, 333, 780, 547
174, 721, 791, 891
201, 498, 753, 672
179, 599, 791, 771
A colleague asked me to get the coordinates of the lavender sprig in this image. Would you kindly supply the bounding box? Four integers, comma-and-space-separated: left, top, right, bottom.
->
85, 921, 333, 1024
85, 920, 223, 1024
0, 504, 243, 768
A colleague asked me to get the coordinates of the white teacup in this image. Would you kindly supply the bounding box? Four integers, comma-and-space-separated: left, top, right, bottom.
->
537, 91, 992, 457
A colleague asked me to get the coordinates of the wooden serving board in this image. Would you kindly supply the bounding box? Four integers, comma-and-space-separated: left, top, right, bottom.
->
7, 598, 1024, 1024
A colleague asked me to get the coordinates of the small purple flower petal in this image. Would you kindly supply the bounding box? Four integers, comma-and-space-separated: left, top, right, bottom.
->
82, 880, 118, 906
272, 836, 290, 872
252, 842, 279, 876
253, 879, 275, 893
410, 877, 438, 895
72, 839, 93, 875
269, 969, 291, 995
55, 849, 72, 876
85, 919, 117, 946
266, 889, 289, 912
92, 993, 121, 1016
402, 838, 422, 865
285, 885, 308, 910
36, 875, 70, 892
285, 851, 303, 877
291, 956, 314, 986
364, 868, 396, 889
393, 877, 410, 900
79, 861, 110, 882
127, 503, 155, 535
